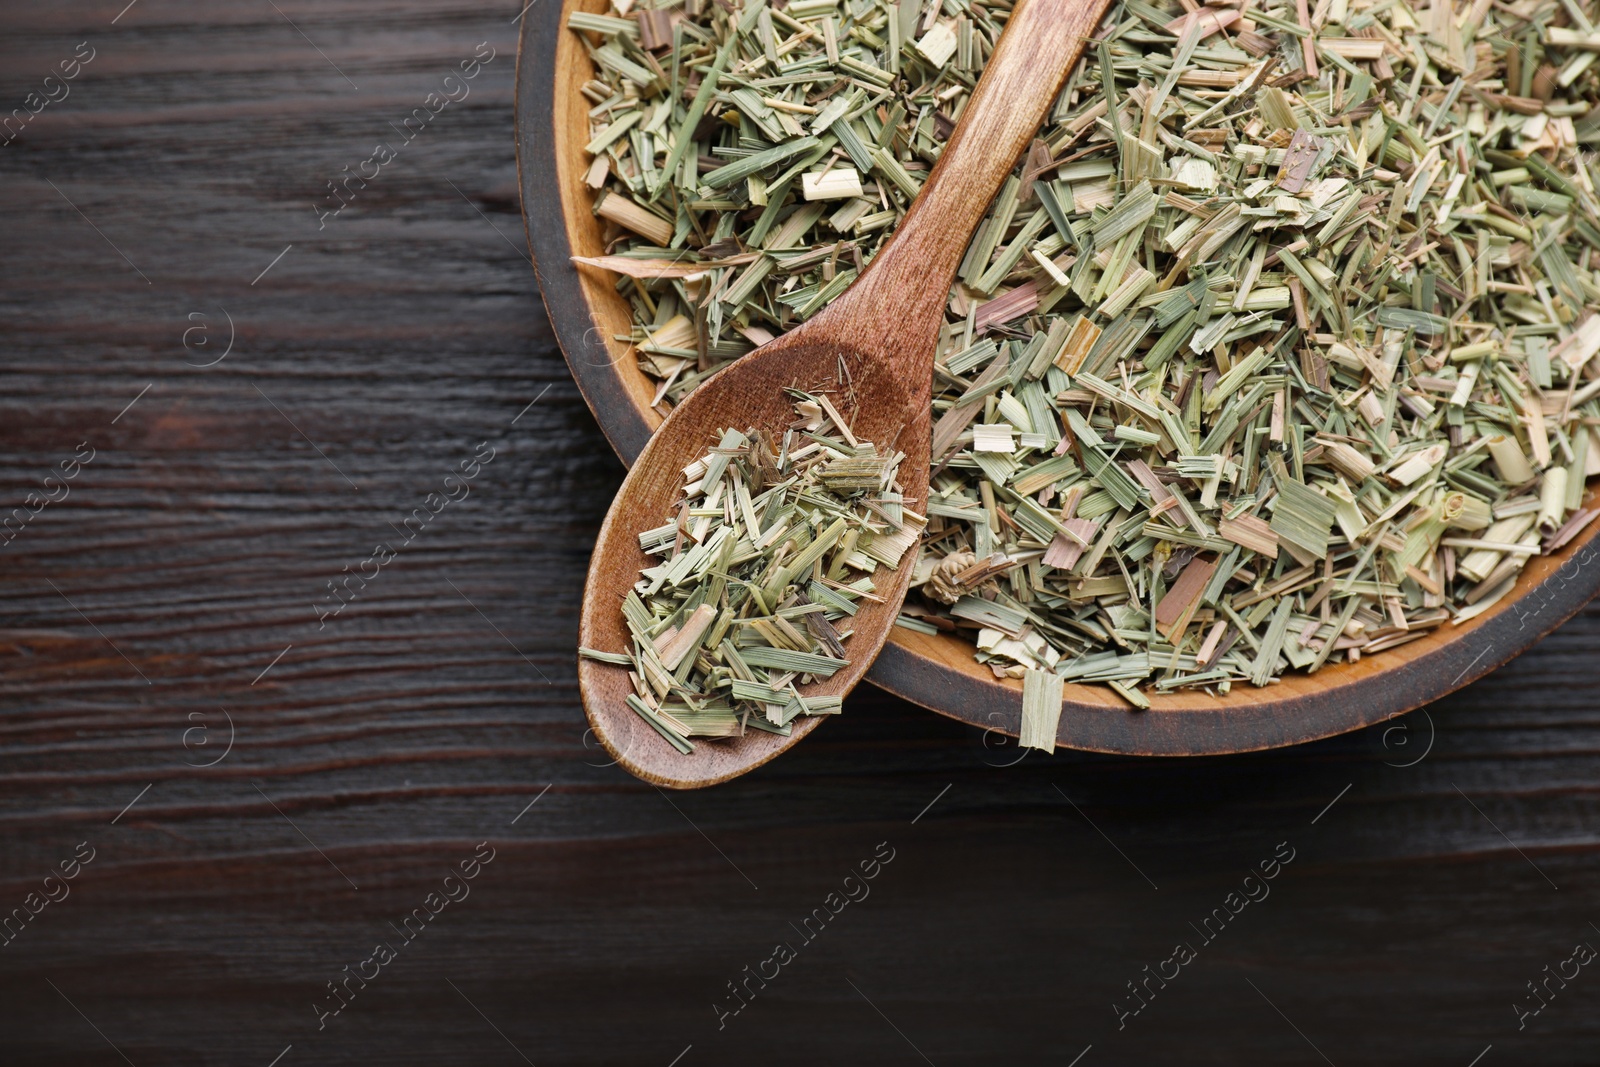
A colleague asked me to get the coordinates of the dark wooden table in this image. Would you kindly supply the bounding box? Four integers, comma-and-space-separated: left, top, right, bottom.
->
2, 2, 1598, 1064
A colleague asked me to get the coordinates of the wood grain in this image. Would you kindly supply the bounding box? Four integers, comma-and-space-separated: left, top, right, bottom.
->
0, 1, 1598, 1064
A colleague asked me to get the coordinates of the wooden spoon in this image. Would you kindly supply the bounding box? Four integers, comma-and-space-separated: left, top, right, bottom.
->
578, 0, 1115, 788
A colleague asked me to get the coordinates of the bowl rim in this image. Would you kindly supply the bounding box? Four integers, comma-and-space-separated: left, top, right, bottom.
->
515, 0, 1600, 756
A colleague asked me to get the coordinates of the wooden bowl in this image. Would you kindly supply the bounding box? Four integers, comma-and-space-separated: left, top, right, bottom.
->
514, 0, 1600, 755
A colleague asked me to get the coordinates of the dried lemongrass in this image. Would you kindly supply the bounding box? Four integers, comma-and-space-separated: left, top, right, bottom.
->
1018, 666, 1066, 753
580, 391, 923, 753
571, 0, 1600, 706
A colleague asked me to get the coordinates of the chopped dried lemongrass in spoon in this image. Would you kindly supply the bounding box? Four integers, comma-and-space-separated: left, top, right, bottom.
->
580, 392, 925, 752
570, 0, 1600, 708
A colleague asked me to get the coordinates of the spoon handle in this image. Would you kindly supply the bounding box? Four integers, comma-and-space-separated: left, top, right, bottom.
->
829, 0, 1112, 347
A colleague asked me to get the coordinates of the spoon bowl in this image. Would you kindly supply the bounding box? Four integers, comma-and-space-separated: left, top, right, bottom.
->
576, 325, 931, 787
